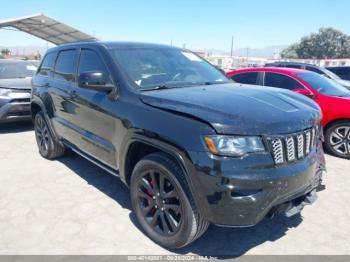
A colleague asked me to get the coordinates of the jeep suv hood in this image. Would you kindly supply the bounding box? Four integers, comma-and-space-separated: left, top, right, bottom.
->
0, 78, 32, 90
140, 83, 321, 135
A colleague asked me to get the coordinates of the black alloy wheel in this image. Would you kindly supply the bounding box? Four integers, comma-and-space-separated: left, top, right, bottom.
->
137, 169, 182, 236
130, 152, 209, 249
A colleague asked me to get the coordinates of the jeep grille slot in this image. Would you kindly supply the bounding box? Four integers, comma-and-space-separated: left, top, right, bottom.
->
269, 127, 318, 165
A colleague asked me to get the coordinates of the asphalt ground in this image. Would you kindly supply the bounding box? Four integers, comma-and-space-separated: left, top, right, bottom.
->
0, 122, 349, 257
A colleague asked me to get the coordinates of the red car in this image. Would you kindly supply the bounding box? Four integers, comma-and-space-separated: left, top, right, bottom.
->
227, 67, 350, 159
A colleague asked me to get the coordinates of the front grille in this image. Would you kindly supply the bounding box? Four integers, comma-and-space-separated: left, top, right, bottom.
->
10, 89, 31, 94
269, 126, 319, 165
10, 98, 30, 103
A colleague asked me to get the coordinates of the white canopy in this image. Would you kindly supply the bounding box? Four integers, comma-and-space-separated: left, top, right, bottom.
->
0, 13, 98, 45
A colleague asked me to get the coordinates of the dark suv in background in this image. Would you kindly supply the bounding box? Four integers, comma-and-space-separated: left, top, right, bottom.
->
31, 42, 325, 249
266, 61, 350, 89
327, 66, 350, 81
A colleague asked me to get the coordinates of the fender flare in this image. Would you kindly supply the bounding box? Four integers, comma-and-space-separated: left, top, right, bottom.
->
119, 133, 205, 216
30, 98, 62, 144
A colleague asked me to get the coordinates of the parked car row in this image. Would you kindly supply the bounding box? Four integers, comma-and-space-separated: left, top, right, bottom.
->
265, 61, 350, 89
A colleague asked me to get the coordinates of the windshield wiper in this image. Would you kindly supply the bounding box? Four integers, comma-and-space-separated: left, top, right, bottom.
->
139, 85, 176, 91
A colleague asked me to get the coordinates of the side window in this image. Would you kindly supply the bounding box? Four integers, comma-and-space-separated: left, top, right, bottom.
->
54, 50, 77, 82
231, 72, 259, 85
306, 66, 324, 75
38, 52, 57, 76
78, 49, 110, 78
264, 73, 303, 90
284, 64, 302, 69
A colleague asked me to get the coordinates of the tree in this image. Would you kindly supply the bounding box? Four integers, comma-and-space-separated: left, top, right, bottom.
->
281, 28, 350, 59
281, 43, 299, 59
1, 48, 11, 56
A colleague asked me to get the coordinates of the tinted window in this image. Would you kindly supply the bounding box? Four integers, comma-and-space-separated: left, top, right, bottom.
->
284, 64, 302, 69
39, 52, 57, 76
54, 50, 77, 82
305, 66, 325, 75
265, 73, 303, 90
231, 72, 258, 85
297, 72, 350, 97
328, 67, 350, 80
78, 50, 110, 77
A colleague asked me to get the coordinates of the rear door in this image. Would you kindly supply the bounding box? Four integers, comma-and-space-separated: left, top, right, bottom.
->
263, 72, 305, 91
50, 49, 80, 143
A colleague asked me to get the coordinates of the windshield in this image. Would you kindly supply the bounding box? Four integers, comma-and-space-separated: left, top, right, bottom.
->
297, 72, 350, 97
110, 48, 230, 90
0, 61, 37, 79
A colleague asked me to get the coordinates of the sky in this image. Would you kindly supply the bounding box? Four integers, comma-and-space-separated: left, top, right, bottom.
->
1, 0, 350, 51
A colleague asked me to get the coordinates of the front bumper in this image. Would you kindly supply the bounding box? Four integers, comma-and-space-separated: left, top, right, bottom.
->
0, 94, 31, 123
187, 142, 325, 227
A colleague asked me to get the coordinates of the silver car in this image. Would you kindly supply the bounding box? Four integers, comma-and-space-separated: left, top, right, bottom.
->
0, 59, 37, 123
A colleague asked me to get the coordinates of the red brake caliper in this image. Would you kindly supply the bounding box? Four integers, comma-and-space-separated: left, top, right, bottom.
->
147, 177, 154, 206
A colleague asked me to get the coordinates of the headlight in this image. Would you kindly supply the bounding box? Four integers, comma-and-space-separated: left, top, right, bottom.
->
0, 88, 13, 97
204, 135, 265, 157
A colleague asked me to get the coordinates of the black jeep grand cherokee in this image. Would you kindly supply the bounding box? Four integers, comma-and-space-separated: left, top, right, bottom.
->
31, 42, 325, 249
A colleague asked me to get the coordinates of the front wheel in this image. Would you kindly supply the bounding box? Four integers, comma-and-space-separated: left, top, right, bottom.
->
325, 121, 350, 159
130, 152, 208, 249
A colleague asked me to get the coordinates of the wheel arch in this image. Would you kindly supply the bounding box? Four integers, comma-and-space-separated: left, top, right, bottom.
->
121, 135, 190, 187
121, 135, 205, 218
323, 118, 350, 132
30, 99, 61, 144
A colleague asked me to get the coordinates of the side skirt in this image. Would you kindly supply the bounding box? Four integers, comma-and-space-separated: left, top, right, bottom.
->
63, 140, 120, 178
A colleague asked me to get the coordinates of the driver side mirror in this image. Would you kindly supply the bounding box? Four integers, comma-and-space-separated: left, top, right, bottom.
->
78, 71, 114, 92
294, 88, 315, 99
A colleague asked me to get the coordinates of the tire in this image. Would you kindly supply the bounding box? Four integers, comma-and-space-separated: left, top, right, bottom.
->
34, 111, 66, 159
324, 121, 350, 159
130, 152, 209, 249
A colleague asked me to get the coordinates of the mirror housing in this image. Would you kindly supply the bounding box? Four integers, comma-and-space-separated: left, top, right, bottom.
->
78, 71, 114, 92
294, 88, 315, 99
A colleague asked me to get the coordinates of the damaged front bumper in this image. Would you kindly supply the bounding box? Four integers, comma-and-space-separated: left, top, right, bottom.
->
187, 143, 325, 227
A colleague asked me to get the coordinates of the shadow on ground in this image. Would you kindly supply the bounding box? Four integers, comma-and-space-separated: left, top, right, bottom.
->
59, 152, 303, 258
0, 121, 33, 134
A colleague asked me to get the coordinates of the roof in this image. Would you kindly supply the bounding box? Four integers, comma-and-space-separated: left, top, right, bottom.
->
226, 67, 309, 76
50, 41, 179, 50
266, 61, 316, 67
0, 14, 97, 45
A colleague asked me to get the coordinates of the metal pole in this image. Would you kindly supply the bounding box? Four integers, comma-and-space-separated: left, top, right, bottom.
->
230, 36, 234, 57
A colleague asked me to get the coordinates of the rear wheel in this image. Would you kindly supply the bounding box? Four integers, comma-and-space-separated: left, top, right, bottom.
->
34, 111, 65, 159
130, 152, 208, 249
325, 121, 350, 159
